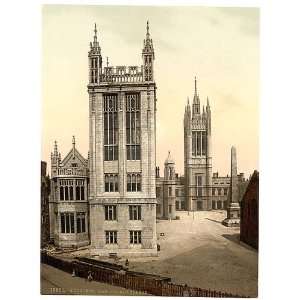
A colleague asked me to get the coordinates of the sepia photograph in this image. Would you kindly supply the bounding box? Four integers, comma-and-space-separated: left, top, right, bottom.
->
41, 4, 259, 297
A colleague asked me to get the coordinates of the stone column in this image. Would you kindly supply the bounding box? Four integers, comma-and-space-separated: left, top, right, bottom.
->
222, 146, 240, 227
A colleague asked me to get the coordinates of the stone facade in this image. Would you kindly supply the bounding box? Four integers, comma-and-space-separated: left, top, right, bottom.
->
41, 161, 50, 248
87, 23, 157, 257
49, 137, 89, 248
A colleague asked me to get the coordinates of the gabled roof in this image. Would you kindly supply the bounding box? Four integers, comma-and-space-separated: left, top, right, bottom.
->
60, 147, 87, 168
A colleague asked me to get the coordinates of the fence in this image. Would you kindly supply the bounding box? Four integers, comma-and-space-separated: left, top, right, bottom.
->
41, 252, 247, 297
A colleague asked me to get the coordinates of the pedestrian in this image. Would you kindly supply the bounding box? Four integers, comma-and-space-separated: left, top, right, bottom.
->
87, 270, 93, 282
125, 259, 129, 267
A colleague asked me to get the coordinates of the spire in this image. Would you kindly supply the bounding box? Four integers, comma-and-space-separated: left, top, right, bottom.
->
94, 23, 97, 44
207, 96, 210, 107
72, 136, 76, 157
54, 140, 58, 155
143, 20, 154, 54
194, 76, 197, 96
90, 23, 101, 54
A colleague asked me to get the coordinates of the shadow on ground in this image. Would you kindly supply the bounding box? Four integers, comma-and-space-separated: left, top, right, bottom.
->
222, 234, 257, 252
205, 218, 222, 224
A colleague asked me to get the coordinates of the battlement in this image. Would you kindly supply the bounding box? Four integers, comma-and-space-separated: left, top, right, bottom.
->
99, 65, 144, 83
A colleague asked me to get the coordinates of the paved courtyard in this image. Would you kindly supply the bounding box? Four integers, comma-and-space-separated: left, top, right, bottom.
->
127, 211, 258, 297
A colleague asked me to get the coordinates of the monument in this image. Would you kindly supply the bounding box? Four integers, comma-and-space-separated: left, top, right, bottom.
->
222, 146, 240, 227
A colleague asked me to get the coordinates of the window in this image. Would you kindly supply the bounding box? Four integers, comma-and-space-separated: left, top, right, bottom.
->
192, 131, 206, 156
106, 231, 117, 244
60, 213, 75, 233
105, 205, 117, 220
218, 188, 222, 196
126, 93, 141, 160
129, 205, 141, 220
175, 189, 179, 197
91, 57, 98, 84
105, 174, 119, 192
104, 94, 118, 161
176, 201, 180, 210
169, 205, 172, 213
156, 187, 160, 197
168, 187, 172, 197
212, 188, 216, 196
197, 201, 203, 210
224, 188, 228, 196
181, 201, 185, 210
156, 204, 161, 214
76, 212, 86, 233
127, 173, 141, 192
195, 174, 202, 197
130, 230, 141, 244
71, 163, 78, 168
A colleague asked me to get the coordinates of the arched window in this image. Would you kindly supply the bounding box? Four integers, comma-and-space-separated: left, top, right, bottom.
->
64, 186, 69, 200
60, 187, 64, 200
76, 186, 80, 200
80, 186, 85, 200
136, 174, 141, 191
132, 174, 136, 191
127, 174, 131, 191
69, 186, 73, 200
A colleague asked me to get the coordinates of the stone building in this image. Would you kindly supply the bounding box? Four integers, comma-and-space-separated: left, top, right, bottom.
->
87, 22, 157, 256
48, 22, 252, 253
240, 170, 259, 249
41, 161, 50, 248
184, 78, 212, 211
49, 137, 89, 248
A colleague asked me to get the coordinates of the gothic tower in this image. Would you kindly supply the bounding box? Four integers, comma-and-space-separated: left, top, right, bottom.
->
184, 78, 212, 211
87, 22, 157, 257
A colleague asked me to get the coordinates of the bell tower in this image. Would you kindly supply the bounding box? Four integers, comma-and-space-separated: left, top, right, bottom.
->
184, 77, 212, 211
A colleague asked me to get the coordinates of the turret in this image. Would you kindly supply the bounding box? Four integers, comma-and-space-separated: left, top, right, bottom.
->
88, 23, 102, 84
142, 21, 155, 81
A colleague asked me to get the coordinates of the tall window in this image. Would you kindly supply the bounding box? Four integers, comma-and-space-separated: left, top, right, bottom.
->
224, 188, 228, 196
126, 93, 141, 160
91, 57, 98, 84
104, 94, 118, 161
76, 213, 86, 233
105, 205, 117, 220
105, 174, 118, 192
168, 186, 172, 197
127, 173, 141, 192
195, 174, 202, 197
75, 179, 85, 200
156, 187, 161, 197
60, 213, 75, 233
192, 131, 206, 156
175, 189, 179, 197
106, 231, 117, 244
130, 230, 142, 244
129, 205, 141, 220
59, 179, 74, 201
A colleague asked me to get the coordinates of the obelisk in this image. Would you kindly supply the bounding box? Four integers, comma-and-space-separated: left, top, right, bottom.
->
222, 146, 240, 227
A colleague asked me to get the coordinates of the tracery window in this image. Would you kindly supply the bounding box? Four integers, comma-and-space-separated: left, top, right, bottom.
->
104, 94, 118, 161
127, 173, 141, 192
104, 174, 119, 192
126, 93, 141, 160
192, 131, 207, 156
60, 212, 75, 233
76, 212, 86, 233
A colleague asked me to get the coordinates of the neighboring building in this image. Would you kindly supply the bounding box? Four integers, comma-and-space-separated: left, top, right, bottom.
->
184, 78, 212, 211
240, 170, 259, 249
49, 137, 89, 248
41, 161, 50, 248
87, 22, 157, 257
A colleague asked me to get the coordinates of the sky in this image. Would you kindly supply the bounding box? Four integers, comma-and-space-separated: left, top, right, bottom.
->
42, 5, 259, 178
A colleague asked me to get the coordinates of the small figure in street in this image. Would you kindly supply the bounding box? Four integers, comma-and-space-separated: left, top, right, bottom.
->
125, 259, 129, 267
72, 268, 76, 277
87, 270, 93, 282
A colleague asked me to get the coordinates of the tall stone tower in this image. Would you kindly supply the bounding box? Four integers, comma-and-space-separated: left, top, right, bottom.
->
87, 23, 157, 257
163, 151, 176, 219
184, 78, 212, 211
